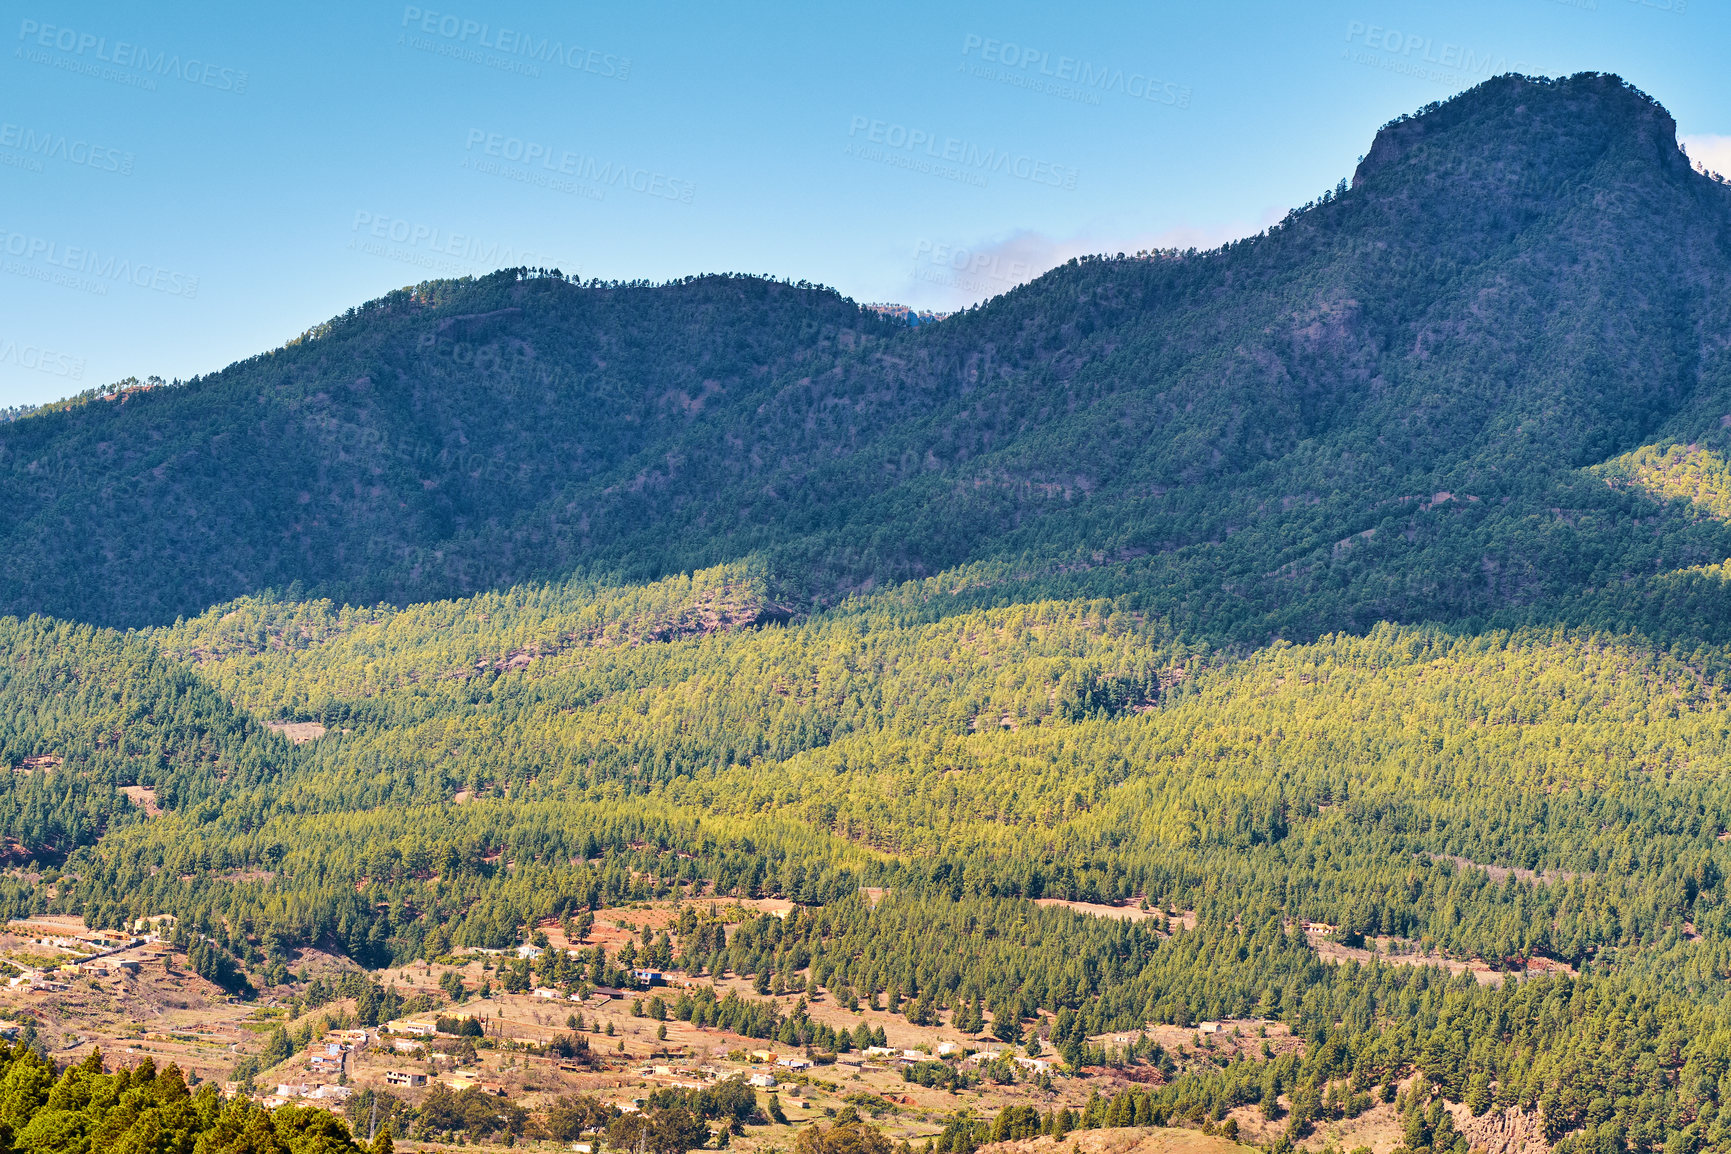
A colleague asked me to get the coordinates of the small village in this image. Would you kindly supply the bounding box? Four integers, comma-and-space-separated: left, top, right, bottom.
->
0, 903, 1325, 1152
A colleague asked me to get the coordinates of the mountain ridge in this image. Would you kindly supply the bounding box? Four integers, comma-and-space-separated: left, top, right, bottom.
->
11, 75, 1731, 1149
4, 71, 1730, 633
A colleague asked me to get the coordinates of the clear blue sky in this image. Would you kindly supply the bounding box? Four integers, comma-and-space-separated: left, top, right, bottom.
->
1, 0, 1725, 405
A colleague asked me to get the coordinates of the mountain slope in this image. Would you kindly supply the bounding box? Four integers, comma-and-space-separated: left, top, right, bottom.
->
15, 73, 1731, 1152
5, 72, 1731, 640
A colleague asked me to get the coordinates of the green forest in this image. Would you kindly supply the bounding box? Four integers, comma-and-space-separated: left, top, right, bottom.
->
3, 71, 1731, 1154
0, 76, 1729, 640
0, 1043, 380, 1153
7, 548, 1731, 1152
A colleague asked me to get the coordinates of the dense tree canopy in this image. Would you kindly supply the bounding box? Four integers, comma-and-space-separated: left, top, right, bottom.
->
4, 70, 1731, 1154
0, 1045, 368, 1154
0, 74, 1728, 639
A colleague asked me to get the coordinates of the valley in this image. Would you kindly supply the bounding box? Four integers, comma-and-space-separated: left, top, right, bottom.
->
1, 71, 1729, 1154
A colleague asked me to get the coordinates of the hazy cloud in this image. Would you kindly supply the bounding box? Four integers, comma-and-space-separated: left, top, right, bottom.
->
1681, 134, 1731, 177
899, 215, 1281, 312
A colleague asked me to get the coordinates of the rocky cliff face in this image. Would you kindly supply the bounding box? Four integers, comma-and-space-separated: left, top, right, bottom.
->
1460, 1105, 1552, 1154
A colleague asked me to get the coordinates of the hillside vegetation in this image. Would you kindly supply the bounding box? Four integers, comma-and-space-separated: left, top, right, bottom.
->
3, 73, 1731, 636
5, 72, 1731, 1154
18, 552, 1731, 1153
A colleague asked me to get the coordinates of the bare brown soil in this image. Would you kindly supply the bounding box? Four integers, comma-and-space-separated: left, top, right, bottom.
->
6, 915, 88, 935
558, 898, 798, 952
977, 1126, 1252, 1154
2, 941, 256, 1085
1428, 853, 1580, 886
266, 721, 327, 743
4, 900, 1328, 1153
120, 786, 163, 816
1305, 929, 1577, 986
1033, 899, 1155, 922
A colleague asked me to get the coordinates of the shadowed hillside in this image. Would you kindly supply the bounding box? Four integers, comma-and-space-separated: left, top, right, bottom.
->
9, 72, 1731, 1154
4, 73, 1731, 632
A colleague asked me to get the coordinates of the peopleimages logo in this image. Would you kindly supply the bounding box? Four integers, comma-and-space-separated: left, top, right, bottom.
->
911, 239, 1034, 296
16, 19, 249, 93
462, 130, 695, 203
1342, 21, 1527, 79
400, 7, 629, 79
0, 228, 199, 298
349, 211, 558, 274
0, 122, 133, 175
0, 336, 84, 380
845, 117, 1079, 190
960, 34, 1191, 109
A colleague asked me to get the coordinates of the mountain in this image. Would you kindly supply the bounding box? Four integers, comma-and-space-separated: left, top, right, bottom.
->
13, 73, 1731, 1150
6, 72, 1731, 633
